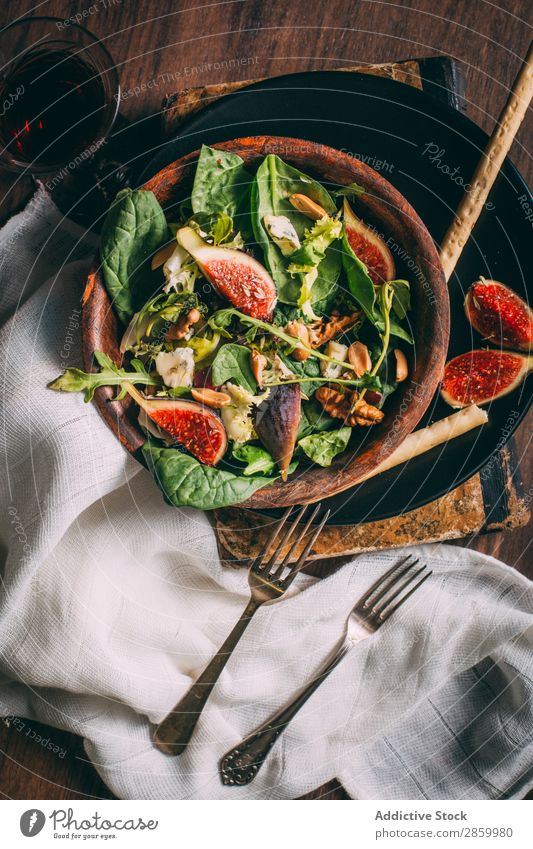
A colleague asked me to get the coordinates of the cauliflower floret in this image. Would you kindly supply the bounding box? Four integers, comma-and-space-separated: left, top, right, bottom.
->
320, 341, 348, 380
155, 348, 195, 388
221, 382, 271, 444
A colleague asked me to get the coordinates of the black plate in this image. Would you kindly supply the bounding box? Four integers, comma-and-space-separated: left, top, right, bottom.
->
140, 71, 532, 525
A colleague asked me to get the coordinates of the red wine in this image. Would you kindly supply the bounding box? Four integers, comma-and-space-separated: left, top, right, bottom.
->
0, 47, 107, 168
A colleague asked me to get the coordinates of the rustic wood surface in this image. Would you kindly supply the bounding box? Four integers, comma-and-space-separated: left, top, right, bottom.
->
0, 0, 531, 802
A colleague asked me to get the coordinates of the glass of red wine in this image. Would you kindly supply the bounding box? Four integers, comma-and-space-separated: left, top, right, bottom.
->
0, 16, 120, 174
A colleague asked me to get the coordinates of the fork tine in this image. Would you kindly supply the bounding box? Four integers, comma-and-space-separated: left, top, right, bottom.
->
365, 557, 420, 610
371, 562, 426, 616
268, 503, 322, 580
279, 508, 330, 590
376, 569, 432, 624
249, 506, 292, 573
257, 504, 307, 574
359, 554, 414, 608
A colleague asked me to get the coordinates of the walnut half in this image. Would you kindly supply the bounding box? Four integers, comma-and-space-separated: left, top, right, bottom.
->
308, 310, 362, 348
315, 386, 385, 427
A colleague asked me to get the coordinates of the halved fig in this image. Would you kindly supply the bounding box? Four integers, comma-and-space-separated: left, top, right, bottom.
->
465, 279, 533, 351
254, 384, 301, 480
177, 227, 277, 320
127, 384, 227, 464
343, 198, 395, 284
441, 349, 533, 407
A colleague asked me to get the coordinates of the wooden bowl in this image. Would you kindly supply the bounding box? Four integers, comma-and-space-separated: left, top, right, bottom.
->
82, 136, 449, 509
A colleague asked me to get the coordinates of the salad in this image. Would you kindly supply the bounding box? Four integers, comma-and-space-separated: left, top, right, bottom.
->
50, 145, 414, 510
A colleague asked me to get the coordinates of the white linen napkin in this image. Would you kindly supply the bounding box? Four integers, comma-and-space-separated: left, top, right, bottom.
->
0, 186, 532, 800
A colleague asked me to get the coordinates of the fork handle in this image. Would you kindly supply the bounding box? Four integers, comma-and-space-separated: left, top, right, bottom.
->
153, 598, 260, 755
219, 642, 350, 786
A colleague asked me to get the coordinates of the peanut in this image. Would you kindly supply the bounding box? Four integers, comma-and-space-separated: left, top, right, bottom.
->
250, 350, 268, 387
394, 348, 409, 382
289, 193, 328, 221
285, 320, 310, 361
347, 341, 372, 377
191, 387, 231, 408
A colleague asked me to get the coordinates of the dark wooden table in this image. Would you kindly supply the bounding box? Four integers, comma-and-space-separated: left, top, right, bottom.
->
0, 0, 531, 801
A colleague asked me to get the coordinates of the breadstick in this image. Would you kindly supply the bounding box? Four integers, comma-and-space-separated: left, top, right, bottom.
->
440, 41, 533, 281
358, 405, 488, 483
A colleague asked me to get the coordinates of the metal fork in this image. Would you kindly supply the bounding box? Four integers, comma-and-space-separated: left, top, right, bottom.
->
153, 503, 330, 755
219, 554, 432, 785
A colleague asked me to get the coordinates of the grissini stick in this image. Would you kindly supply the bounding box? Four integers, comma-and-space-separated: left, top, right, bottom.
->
357, 405, 488, 483
440, 40, 533, 281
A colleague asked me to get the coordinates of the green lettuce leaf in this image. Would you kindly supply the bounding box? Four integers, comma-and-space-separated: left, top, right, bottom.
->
232, 443, 275, 476
298, 426, 352, 467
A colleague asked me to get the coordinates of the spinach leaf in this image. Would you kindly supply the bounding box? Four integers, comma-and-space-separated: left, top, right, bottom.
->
191, 145, 252, 237
143, 444, 275, 509
298, 426, 352, 467
251, 155, 340, 305
232, 443, 275, 476
211, 343, 257, 393
341, 225, 377, 322
297, 399, 338, 439
100, 188, 169, 324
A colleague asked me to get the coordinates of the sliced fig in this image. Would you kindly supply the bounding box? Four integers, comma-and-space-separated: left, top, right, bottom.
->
127, 384, 227, 465
254, 384, 301, 480
465, 279, 533, 352
177, 226, 277, 320
343, 198, 395, 284
441, 349, 533, 407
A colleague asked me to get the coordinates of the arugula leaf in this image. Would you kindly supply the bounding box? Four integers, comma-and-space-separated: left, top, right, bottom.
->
232, 443, 275, 476
143, 444, 275, 509
331, 182, 366, 200
298, 426, 352, 467
251, 155, 340, 305
208, 308, 364, 376
211, 343, 257, 393
48, 352, 157, 402
100, 188, 169, 324
191, 145, 252, 237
